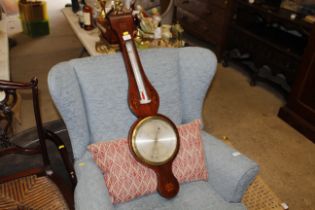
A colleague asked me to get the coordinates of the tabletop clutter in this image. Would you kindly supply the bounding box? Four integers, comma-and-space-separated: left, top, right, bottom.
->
72, 0, 185, 54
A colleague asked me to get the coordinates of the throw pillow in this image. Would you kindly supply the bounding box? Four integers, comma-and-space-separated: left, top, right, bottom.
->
88, 119, 208, 204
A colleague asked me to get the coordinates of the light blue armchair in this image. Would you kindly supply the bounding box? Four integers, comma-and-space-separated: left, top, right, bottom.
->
48, 47, 259, 210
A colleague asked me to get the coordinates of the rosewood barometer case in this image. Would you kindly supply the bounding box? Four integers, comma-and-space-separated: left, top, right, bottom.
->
108, 13, 180, 198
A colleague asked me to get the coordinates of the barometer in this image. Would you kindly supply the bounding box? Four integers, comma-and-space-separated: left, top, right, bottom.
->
108, 13, 180, 198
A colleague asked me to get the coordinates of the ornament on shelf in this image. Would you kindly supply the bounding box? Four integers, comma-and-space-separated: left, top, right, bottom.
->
113, 0, 124, 14
94, 0, 185, 53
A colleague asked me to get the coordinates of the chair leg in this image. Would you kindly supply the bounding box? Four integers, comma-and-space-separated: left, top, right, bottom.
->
45, 130, 77, 189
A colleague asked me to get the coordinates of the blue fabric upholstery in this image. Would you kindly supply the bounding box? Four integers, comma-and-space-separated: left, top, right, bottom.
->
48, 47, 259, 209
48, 62, 90, 159
70, 49, 182, 143
201, 131, 259, 202
178, 47, 217, 124
73, 131, 258, 210
49, 48, 183, 159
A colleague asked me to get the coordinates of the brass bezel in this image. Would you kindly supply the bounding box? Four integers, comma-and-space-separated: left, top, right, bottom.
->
131, 115, 178, 166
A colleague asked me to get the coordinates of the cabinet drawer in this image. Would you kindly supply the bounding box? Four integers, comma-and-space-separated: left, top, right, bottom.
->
203, 6, 226, 29
175, 0, 226, 28
209, 0, 230, 9
229, 27, 299, 85
175, 0, 229, 10
176, 8, 222, 44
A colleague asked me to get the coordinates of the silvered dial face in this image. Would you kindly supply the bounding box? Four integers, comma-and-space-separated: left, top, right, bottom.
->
132, 116, 178, 165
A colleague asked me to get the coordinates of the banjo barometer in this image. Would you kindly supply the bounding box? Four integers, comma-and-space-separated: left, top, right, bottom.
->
108, 12, 180, 198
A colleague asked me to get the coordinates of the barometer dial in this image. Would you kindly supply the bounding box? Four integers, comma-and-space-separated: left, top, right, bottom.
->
131, 116, 178, 165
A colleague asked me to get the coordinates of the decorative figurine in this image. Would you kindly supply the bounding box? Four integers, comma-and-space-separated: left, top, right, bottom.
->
161, 24, 172, 40
172, 22, 184, 41
123, 0, 135, 10
135, 6, 161, 39
97, 0, 107, 18
113, 0, 124, 14
151, 7, 161, 27
93, 0, 185, 53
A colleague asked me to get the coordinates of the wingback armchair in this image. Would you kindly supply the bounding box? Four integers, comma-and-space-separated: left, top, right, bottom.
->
48, 47, 259, 210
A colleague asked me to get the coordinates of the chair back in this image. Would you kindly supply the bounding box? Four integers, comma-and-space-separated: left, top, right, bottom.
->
0, 78, 50, 180
48, 47, 217, 159
0, 78, 77, 209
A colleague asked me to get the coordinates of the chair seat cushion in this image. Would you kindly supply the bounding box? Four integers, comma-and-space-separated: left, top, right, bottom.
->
115, 181, 246, 210
74, 154, 246, 210
73, 130, 256, 210
0, 175, 68, 210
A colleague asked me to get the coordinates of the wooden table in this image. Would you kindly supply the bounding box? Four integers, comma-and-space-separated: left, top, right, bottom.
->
0, 14, 10, 80
62, 7, 102, 56
62, 7, 184, 57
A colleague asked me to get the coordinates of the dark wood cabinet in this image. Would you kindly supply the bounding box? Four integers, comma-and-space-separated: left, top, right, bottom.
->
224, 0, 314, 96
174, 0, 233, 59
278, 26, 315, 143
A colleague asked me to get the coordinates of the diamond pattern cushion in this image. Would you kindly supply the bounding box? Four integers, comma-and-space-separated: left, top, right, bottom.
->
88, 119, 208, 204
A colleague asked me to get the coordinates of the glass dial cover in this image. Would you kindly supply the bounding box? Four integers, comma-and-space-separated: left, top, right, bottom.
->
131, 116, 178, 165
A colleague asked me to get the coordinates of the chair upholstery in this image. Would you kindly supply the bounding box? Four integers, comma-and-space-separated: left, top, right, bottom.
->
48, 47, 259, 210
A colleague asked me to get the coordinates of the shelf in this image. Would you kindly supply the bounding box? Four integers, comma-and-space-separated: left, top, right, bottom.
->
236, 0, 314, 31
232, 1, 310, 57
230, 23, 302, 60
225, 0, 314, 97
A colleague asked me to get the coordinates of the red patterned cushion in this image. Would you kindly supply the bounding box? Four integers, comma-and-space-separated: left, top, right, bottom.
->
88, 119, 208, 204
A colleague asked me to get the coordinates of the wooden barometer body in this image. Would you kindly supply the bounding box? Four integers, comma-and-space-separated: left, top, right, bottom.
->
108, 13, 180, 198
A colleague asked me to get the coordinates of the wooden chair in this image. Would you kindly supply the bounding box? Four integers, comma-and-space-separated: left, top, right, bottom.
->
0, 78, 77, 210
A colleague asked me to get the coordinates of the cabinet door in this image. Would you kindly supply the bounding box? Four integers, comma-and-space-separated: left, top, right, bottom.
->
288, 27, 315, 124
279, 26, 315, 142
174, 0, 233, 59
298, 57, 315, 117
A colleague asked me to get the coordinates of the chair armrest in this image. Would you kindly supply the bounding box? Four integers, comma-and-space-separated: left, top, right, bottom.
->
74, 152, 114, 210
48, 62, 91, 160
201, 131, 259, 203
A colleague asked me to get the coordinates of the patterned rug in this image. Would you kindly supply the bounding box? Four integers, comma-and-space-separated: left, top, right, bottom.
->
222, 138, 286, 210
243, 176, 286, 210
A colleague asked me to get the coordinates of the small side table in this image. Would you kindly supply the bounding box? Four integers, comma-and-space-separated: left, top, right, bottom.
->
62, 7, 184, 57
62, 7, 101, 56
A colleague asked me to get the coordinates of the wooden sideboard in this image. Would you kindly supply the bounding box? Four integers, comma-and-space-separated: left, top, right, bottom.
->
223, 0, 314, 97
173, 0, 315, 142
174, 0, 233, 59
278, 26, 315, 143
